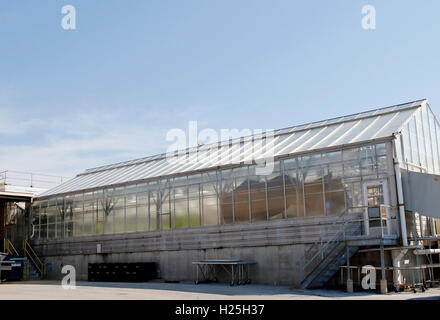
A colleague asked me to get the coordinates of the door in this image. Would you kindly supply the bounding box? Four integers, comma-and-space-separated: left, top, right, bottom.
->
362, 180, 390, 236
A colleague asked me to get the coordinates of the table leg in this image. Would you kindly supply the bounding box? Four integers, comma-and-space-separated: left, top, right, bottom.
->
231, 265, 235, 286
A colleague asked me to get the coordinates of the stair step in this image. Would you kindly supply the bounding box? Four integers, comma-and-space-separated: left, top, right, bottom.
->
300, 244, 359, 289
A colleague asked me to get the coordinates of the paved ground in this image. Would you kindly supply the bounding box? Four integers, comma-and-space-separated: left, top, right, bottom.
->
1, 280, 440, 300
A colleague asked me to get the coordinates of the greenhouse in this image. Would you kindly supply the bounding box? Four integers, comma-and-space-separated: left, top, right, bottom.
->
20, 99, 440, 288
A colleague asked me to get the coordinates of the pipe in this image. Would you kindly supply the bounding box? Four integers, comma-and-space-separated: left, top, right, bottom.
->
392, 249, 408, 291
29, 223, 35, 239
394, 158, 408, 247
414, 248, 440, 255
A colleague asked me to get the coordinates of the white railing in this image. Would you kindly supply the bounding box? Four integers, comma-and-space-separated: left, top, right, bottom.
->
0, 170, 70, 189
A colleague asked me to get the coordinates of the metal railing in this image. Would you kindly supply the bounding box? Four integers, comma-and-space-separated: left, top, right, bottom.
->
301, 216, 363, 275
3, 238, 20, 256
0, 170, 70, 189
23, 239, 45, 278
300, 206, 399, 278
340, 264, 440, 292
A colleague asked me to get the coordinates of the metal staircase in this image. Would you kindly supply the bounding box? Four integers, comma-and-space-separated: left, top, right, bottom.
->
23, 239, 45, 279
300, 219, 362, 289
2, 238, 45, 280
23, 258, 43, 280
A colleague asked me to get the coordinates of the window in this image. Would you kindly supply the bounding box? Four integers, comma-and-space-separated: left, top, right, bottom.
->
367, 185, 385, 227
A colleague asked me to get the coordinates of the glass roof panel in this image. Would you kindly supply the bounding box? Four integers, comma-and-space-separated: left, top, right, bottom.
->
38, 100, 426, 198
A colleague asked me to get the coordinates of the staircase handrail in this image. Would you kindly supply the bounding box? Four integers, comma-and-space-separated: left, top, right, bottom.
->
3, 238, 20, 256
302, 216, 362, 273
23, 239, 45, 277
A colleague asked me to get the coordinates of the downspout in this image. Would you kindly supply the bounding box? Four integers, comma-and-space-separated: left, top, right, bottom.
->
392, 142, 408, 247
392, 137, 409, 290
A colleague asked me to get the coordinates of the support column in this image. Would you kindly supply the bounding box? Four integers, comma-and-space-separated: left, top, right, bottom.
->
346, 246, 353, 293
0, 201, 5, 252
380, 244, 388, 294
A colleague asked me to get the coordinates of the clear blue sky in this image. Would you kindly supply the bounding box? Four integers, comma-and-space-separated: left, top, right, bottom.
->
1, 0, 440, 177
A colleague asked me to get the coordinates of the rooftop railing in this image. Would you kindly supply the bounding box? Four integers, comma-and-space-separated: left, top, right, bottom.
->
0, 170, 70, 190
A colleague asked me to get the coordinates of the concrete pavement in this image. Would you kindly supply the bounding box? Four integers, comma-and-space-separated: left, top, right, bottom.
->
1, 281, 439, 300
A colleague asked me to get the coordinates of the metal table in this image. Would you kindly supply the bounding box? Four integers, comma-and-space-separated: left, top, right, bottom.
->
192, 259, 256, 286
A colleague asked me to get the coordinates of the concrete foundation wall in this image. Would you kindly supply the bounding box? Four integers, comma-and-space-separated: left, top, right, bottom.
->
42, 245, 306, 286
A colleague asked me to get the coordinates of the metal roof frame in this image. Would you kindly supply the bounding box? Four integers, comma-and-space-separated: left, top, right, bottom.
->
37, 99, 428, 199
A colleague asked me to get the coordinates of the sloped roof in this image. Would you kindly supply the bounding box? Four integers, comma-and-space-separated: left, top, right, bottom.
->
38, 99, 426, 198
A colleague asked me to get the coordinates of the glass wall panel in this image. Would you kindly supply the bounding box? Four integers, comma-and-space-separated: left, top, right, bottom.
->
377, 155, 388, 176
63, 196, 75, 238
101, 189, 113, 234
31, 203, 40, 239
266, 162, 284, 220
323, 158, 345, 216
409, 119, 420, 167
83, 192, 95, 236
233, 167, 250, 223
343, 147, 360, 162
113, 188, 126, 234
137, 184, 149, 232
302, 156, 324, 217
427, 109, 440, 173
188, 184, 201, 227
47, 200, 56, 239
402, 124, 412, 163
344, 181, 362, 212
437, 121, 440, 172
343, 147, 361, 179
159, 180, 172, 230
219, 169, 234, 224
415, 110, 427, 170
126, 191, 137, 233
422, 107, 434, 172
72, 193, 83, 237
188, 173, 202, 185
149, 188, 159, 231
284, 158, 304, 218
174, 185, 188, 228
360, 145, 376, 178
90, 192, 103, 235
39, 202, 48, 239
55, 198, 65, 239
249, 166, 267, 221
375, 143, 388, 176
201, 182, 218, 226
